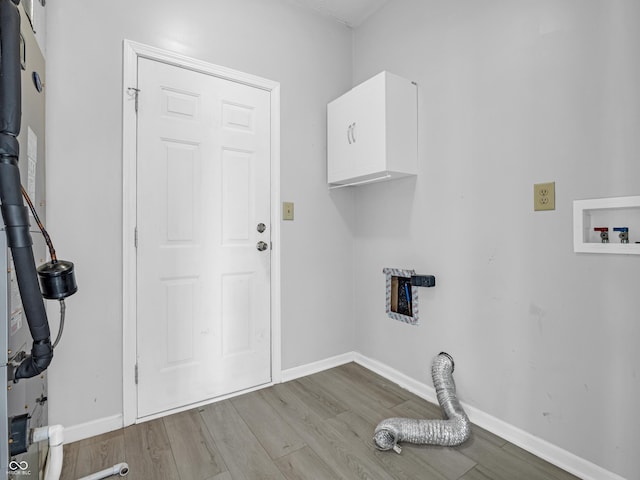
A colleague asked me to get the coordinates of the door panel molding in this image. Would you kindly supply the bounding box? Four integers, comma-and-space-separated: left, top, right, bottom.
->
122, 39, 281, 426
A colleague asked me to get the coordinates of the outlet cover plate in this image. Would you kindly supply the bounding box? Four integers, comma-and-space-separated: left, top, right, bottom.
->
534, 182, 555, 211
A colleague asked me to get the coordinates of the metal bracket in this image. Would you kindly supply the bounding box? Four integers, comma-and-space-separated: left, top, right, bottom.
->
410, 275, 436, 287
127, 87, 140, 113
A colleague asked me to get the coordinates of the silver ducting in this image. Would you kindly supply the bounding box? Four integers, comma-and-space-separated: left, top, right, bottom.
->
373, 352, 470, 452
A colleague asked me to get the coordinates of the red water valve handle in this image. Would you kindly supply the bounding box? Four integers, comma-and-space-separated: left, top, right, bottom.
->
594, 227, 610, 243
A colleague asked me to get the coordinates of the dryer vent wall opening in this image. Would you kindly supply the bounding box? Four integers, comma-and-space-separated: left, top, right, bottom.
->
373, 352, 470, 452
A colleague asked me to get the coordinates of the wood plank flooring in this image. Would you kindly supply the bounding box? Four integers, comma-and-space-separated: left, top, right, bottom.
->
59, 363, 581, 480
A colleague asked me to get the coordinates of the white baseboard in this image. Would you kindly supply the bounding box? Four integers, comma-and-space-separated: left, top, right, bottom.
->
62, 414, 124, 445
64, 352, 353, 445
62, 353, 625, 480
353, 352, 626, 480
281, 351, 356, 382
354, 352, 439, 404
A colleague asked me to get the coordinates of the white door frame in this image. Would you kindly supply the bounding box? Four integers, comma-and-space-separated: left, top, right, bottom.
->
122, 39, 281, 426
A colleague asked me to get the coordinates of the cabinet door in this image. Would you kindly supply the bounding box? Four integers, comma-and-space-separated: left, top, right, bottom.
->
328, 76, 385, 184
327, 92, 353, 183
352, 77, 386, 177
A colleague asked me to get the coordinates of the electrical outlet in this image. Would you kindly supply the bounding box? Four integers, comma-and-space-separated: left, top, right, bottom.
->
534, 182, 555, 211
282, 202, 294, 221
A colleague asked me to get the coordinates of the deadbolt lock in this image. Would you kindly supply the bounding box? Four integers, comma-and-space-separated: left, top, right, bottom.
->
257, 223, 266, 233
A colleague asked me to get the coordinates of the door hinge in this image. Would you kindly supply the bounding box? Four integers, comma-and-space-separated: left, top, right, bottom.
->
127, 87, 140, 113
134, 227, 138, 248
134, 363, 139, 385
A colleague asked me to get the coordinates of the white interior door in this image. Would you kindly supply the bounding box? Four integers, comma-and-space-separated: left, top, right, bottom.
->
135, 57, 271, 418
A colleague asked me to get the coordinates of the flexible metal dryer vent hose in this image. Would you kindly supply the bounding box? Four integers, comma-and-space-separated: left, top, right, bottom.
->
373, 352, 470, 453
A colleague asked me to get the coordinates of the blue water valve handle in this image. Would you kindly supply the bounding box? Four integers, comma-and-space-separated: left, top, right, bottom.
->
613, 227, 629, 243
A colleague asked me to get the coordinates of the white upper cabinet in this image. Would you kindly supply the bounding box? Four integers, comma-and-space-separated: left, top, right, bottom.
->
327, 71, 417, 188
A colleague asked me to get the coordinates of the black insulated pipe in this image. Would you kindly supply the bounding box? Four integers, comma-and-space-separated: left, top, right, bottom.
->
0, 0, 53, 380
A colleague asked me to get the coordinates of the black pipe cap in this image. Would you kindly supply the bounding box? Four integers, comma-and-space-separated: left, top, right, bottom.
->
37, 260, 78, 300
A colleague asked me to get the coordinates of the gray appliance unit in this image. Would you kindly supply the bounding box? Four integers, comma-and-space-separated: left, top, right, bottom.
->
1, 2, 48, 478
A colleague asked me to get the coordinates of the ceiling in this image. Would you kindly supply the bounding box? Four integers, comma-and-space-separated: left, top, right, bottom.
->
290, 0, 390, 27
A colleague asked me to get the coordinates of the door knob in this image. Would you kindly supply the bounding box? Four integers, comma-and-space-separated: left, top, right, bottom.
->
256, 241, 269, 251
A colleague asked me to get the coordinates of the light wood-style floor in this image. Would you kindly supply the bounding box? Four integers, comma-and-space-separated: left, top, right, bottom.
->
60, 363, 581, 480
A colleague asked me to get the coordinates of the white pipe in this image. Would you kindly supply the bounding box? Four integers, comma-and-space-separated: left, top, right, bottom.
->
31, 424, 129, 480
31, 424, 64, 480
78, 463, 130, 480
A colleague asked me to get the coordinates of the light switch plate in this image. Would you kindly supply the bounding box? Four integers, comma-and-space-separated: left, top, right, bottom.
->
282, 202, 294, 221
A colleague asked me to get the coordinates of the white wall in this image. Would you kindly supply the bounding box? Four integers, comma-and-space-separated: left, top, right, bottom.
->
45, 0, 354, 433
44, 1, 640, 476
351, 1, 640, 478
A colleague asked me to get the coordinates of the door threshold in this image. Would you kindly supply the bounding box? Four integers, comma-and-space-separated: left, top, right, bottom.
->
135, 380, 275, 424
